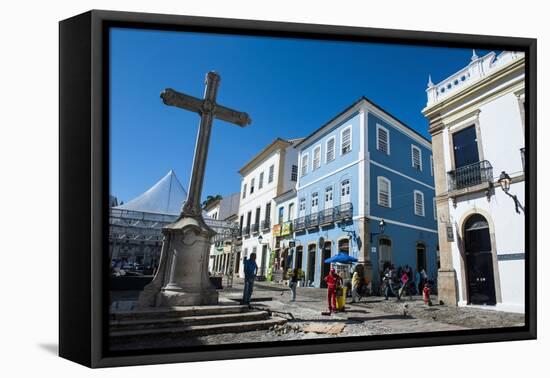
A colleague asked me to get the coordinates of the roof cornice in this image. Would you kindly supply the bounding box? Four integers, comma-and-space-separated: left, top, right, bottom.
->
238, 138, 291, 175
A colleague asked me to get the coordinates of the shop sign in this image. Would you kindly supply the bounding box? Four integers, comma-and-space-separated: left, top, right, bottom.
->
281, 222, 292, 236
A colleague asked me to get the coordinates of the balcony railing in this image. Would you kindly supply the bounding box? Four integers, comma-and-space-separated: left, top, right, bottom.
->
319, 208, 335, 225
334, 202, 353, 222
306, 212, 319, 228
261, 219, 271, 231
294, 203, 354, 232
251, 223, 259, 234
294, 216, 306, 232
447, 160, 493, 192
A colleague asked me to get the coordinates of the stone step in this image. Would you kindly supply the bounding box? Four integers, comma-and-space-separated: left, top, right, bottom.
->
110, 311, 270, 331
110, 304, 249, 321
109, 316, 287, 340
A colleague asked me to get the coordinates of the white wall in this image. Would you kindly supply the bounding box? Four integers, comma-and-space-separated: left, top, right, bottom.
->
238, 150, 281, 274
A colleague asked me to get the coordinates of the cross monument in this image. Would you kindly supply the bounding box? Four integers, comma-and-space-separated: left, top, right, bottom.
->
137, 71, 251, 307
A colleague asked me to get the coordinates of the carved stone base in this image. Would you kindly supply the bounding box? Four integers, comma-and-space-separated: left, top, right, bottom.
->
159, 288, 218, 307
437, 269, 459, 306
137, 215, 219, 307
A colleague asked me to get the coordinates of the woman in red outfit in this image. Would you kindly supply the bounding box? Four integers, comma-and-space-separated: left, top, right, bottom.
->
324, 268, 342, 313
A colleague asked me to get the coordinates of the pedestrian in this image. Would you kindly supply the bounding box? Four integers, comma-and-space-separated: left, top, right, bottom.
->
415, 269, 421, 296
324, 267, 342, 313
398, 270, 411, 299
242, 253, 258, 308
288, 268, 299, 302
351, 264, 364, 304
383, 266, 400, 301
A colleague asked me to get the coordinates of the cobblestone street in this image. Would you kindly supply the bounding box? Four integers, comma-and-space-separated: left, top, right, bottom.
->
116, 278, 524, 348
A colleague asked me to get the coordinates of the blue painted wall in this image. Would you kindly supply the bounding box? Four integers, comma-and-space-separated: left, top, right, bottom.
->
293, 102, 439, 289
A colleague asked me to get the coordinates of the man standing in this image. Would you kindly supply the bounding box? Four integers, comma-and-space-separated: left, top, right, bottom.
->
324, 267, 342, 313
242, 253, 258, 307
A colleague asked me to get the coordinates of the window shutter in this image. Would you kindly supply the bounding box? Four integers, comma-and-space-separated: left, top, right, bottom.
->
313, 146, 321, 170
326, 138, 335, 162
414, 191, 425, 216
341, 128, 351, 154
377, 127, 389, 154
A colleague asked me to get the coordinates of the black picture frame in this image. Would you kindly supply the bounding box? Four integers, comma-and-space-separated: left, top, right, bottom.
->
59, 9, 537, 368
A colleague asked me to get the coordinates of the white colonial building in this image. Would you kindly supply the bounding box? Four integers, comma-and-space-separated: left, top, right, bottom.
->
204, 192, 240, 275
423, 50, 525, 313
237, 138, 302, 278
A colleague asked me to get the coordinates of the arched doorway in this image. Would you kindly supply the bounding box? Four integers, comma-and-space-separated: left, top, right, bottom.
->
320, 241, 332, 288
295, 245, 303, 270
378, 237, 392, 272
416, 242, 427, 272
307, 244, 316, 286
464, 214, 496, 305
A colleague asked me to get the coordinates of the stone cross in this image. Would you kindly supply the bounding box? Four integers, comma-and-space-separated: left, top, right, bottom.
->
161, 71, 251, 221
135, 72, 251, 307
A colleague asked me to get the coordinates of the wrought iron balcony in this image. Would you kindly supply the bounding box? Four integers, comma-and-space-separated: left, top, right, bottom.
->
319, 208, 335, 225
306, 212, 319, 229
334, 202, 353, 222
293, 216, 306, 232
447, 160, 493, 192
261, 219, 271, 231
251, 223, 259, 234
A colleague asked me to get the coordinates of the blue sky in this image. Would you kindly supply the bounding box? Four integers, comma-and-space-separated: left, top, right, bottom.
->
110, 27, 489, 203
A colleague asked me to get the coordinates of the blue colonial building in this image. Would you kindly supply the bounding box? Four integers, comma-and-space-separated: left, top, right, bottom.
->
292, 97, 438, 289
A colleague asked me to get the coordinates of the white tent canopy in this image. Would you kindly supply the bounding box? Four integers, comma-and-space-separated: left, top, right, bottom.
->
114, 170, 188, 215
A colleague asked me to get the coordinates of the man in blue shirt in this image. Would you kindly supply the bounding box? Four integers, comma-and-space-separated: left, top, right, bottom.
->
242, 252, 258, 307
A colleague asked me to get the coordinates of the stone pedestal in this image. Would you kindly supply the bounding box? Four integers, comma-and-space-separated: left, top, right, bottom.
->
158, 216, 219, 306
136, 216, 219, 308
437, 269, 458, 306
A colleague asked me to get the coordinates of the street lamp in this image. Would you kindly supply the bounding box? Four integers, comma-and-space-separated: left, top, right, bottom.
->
370, 219, 386, 242
498, 171, 524, 214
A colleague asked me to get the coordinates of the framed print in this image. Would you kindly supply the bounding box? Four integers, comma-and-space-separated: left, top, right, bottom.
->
59, 9, 536, 368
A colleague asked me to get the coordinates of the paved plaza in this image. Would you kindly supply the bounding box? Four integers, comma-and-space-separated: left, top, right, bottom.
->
110, 277, 525, 349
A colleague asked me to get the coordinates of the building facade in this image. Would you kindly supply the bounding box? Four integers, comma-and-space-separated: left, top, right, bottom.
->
237, 138, 302, 278
293, 98, 439, 289
205, 192, 240, 276
270, 189, 297, 281
423, 51, 525, 313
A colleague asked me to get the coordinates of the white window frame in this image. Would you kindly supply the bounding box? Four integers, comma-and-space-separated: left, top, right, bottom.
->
242, 183, 247, 199
268, 164, 274, 183
312, 144, 321, 170
376, 124, 390, 155
411, 145, 423, 171
311, 192, 319, 210
259, 172, 264, 189
299, 197, 306, 216
340, 179, 351, 203
377, 176, 392, 208
414, 190, 425, 217
433, 197, 437, 220
325, 136, 336, 163
430, 155, 434, 176
325, 186, 333, 204
300, 153, 309, 177
250, 178, 255, 194
340, 125, 353, 155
